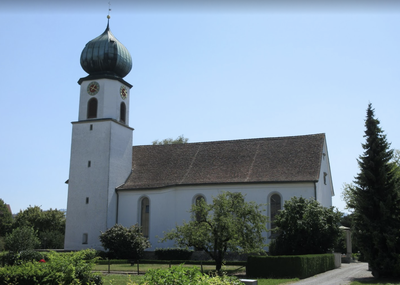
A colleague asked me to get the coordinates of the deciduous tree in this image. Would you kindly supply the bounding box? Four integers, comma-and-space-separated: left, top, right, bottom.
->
14, 206, 65, 249
0, 199, 13, 237
152, 135, 188, 145
5, 226, 40, 252
161, 191, 268, 271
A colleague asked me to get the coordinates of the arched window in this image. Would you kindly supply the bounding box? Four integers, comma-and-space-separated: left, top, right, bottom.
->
140, 197, 150, 238
270, 194, 281, 231
194, 195, 205, 222
87, 98, 98, 119
120, 102, 126, 124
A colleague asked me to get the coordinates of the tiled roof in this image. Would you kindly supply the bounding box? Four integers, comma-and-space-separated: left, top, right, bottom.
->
118, 133, 325, 190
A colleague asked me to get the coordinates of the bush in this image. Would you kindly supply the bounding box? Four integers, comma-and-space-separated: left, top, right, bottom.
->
271, 197, 341, 255
0, 249, 102, 285
142, 264, 242, 285
155, 248, 193, 260
5, 226, 40, 253
19, 250, 45, 262
2, 250, 48, 266
99, 224, 150, 260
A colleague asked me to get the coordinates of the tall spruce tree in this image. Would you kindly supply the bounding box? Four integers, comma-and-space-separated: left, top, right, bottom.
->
353, 103, 400, 277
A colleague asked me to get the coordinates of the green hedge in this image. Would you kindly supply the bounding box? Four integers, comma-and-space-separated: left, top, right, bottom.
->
155, 248, 193, 260
247, 254, 335, 279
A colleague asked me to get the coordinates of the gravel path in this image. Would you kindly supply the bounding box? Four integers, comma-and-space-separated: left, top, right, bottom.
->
294, 262, 373, 285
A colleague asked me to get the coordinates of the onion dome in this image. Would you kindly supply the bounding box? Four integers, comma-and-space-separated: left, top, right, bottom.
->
80, 17, 132, 79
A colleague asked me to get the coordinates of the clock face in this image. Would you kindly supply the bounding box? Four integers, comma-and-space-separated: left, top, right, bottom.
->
87, 81, 100, 96
120, 85, 128, 100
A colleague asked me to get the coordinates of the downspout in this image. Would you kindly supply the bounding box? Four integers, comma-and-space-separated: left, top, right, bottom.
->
116, 190, 119, 224
314, 182, 317, 201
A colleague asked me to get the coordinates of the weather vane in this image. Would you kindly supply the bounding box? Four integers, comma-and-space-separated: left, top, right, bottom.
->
107, 2, 111, 19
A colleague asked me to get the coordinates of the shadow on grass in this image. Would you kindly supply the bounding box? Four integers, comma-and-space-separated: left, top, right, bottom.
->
350, 276, 400, 285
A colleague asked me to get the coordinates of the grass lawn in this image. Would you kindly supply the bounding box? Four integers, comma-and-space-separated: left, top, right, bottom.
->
97, 263, 299, 284
100, 274, 299, 285
94, 263, 245, 275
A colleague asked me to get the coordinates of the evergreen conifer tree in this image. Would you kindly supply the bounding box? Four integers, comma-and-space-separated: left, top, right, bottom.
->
353, 103, 400, 277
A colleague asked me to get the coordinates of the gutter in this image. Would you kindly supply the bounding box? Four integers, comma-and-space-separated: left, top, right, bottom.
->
116, 191, 119, 224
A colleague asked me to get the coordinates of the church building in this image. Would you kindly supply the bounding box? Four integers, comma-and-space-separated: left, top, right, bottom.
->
64, 18, 334, 250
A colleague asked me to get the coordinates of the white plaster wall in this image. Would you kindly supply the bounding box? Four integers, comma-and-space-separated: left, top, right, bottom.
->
64, 120, 132, 250
315, 139, 334, 207
107, 122, 133, 228
78, 79, 130, 124
117, 182, 316, 250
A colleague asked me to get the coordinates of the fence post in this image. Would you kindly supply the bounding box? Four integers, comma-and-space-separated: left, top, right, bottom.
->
137, 260, 139, 275
108, 258, 110, 274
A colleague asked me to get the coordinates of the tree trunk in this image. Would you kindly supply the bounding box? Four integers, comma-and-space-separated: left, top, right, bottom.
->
215, 252, 223, 272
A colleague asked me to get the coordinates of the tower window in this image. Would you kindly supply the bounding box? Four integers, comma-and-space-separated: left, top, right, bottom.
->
86, 197, 89, 204
120, 102, 126, 124
324, 172, 328, 185
90, 124, 93, 131
87, 98, 98, 119
88, 161, 91, 167
82, 233, 88, 244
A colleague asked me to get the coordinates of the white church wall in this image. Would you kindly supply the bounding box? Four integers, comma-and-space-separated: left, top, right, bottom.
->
117, 182, 316, 250
315, 140, 334, 208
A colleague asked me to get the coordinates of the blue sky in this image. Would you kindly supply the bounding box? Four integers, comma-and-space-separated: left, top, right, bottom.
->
1, 1, 400, 214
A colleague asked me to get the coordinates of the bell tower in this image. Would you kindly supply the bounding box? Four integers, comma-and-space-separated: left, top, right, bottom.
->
64, 17, 133, 250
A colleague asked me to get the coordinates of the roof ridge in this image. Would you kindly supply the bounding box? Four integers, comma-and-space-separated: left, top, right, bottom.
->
133, 133, 325, 147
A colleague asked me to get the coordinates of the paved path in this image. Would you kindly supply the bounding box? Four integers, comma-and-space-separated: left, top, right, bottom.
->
294, 262, 373, 285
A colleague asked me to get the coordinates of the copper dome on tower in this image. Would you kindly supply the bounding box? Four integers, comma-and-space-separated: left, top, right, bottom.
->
80, 18, 132, 79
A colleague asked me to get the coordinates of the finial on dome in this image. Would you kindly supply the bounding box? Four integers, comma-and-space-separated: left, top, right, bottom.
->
80, 9, 132, 79
108, 2, 111, 19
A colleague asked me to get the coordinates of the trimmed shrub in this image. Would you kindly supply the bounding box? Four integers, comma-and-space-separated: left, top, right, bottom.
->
19, 250, 45, 262
155, 248, 193, 260
247, 254, 335, 279
142, 264, 242, 285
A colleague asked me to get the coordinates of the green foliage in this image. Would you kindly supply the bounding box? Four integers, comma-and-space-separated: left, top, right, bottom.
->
141, 264, 242, 285
5, 226, 40, 253
155, 248, 193, 260
161, 191, 268, 271
152, 135, 188, 145
2, 250, 47, 266
13, 206, 66, 249
247, 254, 335, 279
99, 224, 151, 260
270, 197, 341, 255
0, 249, 102, 285
0, 199, 13, 237
350, 104, 400, 277
0, 236, 5, 251
19, 250, 45, 263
